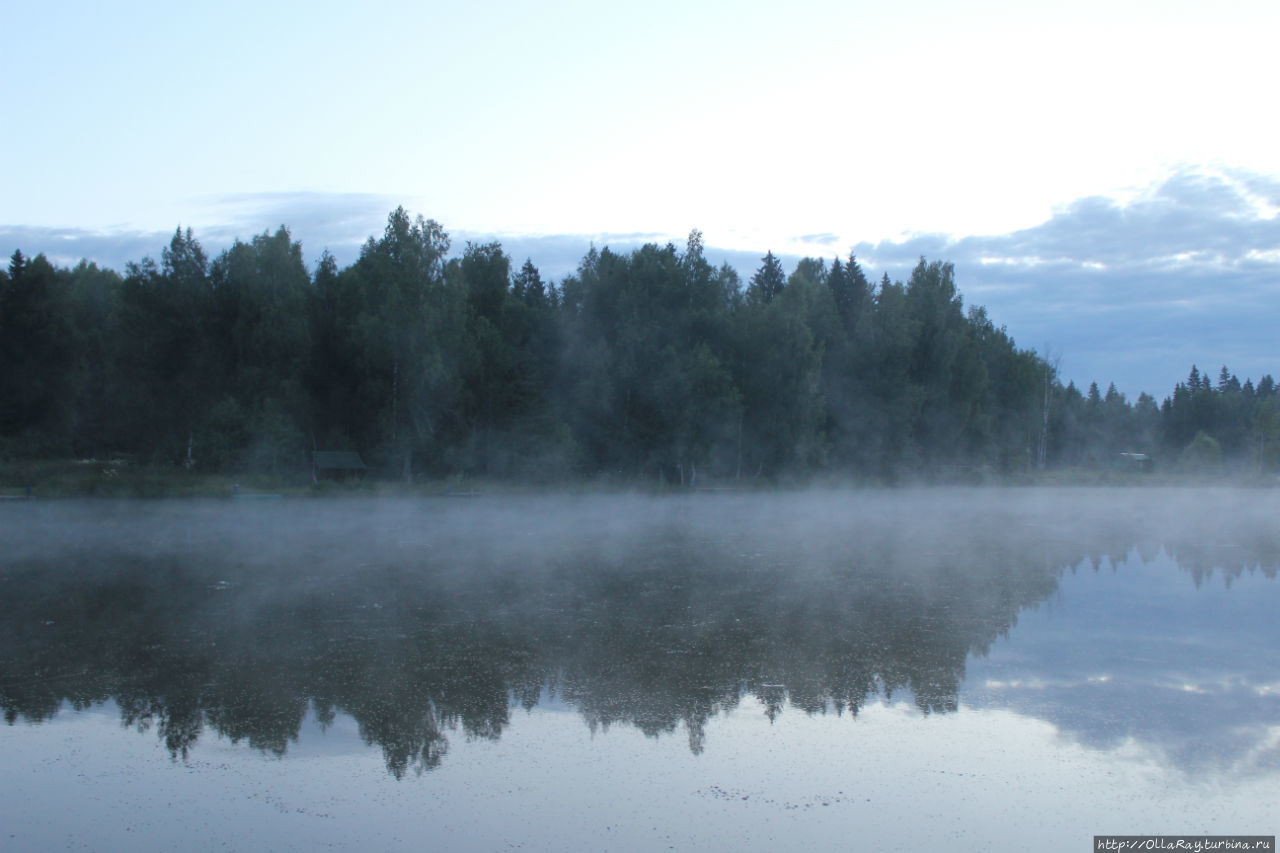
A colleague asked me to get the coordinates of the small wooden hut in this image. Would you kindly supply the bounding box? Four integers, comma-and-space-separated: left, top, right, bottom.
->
312, 450, 368, 483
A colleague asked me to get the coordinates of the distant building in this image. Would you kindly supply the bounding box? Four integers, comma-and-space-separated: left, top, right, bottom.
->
1117, 452, 1154, 472
312, 451, 368, 483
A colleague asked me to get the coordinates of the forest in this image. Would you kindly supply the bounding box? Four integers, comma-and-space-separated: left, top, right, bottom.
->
2, 207, 1277, 483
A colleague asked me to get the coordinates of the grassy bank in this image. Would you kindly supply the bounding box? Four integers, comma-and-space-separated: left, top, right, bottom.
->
0, 458, 294, 499
0, 458, 643, 499
3, 456, 1277, 500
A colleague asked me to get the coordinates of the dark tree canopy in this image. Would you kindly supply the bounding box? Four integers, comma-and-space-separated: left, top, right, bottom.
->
2, 210, 1275, 481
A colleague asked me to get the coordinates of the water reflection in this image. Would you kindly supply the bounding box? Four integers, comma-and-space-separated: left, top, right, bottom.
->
966, 554, 1280, 777
2, 490, 1277, 778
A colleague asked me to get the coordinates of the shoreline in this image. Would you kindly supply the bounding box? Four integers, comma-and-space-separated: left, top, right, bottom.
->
2, 458, 1276, 500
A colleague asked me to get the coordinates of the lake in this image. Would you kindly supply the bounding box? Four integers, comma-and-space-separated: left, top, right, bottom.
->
2, 489, 1277, 851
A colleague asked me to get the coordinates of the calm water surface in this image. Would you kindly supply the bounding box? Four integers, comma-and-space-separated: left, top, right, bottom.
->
2, 489, 1277, 851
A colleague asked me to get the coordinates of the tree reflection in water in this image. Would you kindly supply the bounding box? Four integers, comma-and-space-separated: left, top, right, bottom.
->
1, 490, 1276, 778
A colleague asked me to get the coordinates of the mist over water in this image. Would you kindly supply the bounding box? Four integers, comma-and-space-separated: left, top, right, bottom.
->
2, 488, 1278, 848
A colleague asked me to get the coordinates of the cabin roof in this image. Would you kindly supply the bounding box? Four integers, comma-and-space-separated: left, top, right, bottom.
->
312, 450, 367, 470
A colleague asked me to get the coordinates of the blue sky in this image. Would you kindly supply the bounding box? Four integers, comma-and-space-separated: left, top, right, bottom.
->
3, 0, 1278, 398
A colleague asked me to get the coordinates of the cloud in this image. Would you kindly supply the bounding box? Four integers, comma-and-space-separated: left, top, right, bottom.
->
822, 168, 1280, 397
792, 232, 840, 248
193, 191, 402, 268
0, 225, 172, 273
971, 171, 1280, 270
0, 192, 400, 273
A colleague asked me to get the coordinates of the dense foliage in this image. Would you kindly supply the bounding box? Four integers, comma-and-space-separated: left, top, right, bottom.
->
2, 210, 1276, 480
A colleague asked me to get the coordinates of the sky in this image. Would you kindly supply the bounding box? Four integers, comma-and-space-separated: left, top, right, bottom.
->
2, 0, 1278, 398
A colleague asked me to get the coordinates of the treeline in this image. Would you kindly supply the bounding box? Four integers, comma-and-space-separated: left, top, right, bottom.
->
1051, 366, 1280, 472
1, 208, 1276, 480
